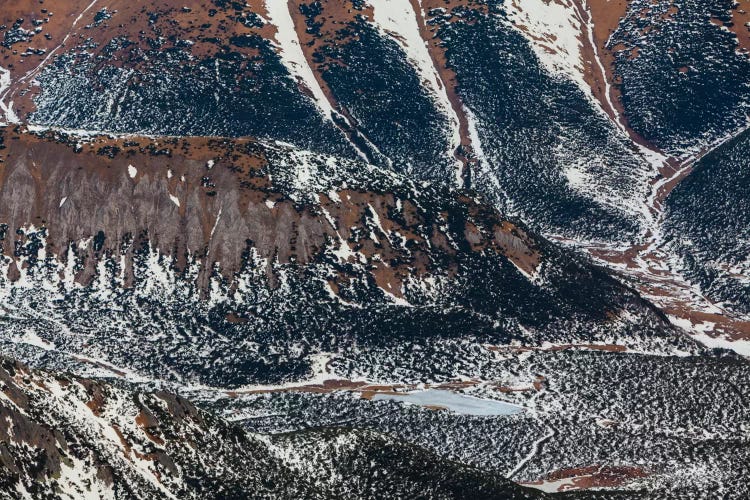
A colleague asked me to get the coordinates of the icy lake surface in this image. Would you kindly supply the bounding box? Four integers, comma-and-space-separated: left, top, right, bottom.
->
373, 389, 523, 416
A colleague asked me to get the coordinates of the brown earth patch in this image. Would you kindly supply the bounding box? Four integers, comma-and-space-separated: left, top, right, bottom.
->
714, 0, 750, 55
523, 465, 648, 492
228, 378, 493, 403
557, 465, 648, 490
0, 0, 284, 120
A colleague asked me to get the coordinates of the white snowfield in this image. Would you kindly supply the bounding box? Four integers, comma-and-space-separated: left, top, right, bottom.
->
0, 65, 20, 125
505, 0, 588, 97
264, 0, 335, 121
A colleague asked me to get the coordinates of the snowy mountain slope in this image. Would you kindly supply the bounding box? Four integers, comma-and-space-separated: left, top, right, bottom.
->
419, 2, 655, 243
0, 128, 690, 390
0, 0, 749, 497
0, 357, 315, 499
663, 128, 750, 316
0, 0, 659, 245
0, 356, 551, 499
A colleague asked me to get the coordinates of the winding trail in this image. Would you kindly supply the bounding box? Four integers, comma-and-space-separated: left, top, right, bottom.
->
507, 425, 557, 479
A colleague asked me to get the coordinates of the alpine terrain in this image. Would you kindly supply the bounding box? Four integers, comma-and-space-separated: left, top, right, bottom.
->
0, 0, 748, 498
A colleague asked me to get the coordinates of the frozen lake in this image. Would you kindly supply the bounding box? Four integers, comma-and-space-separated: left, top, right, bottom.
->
373, 389, 523, 416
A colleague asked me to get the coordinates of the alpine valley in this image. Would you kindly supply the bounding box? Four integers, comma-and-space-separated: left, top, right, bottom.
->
0, 0, 748, 498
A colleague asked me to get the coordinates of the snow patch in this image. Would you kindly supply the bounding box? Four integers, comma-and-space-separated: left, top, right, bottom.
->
11, 330, 56, 351
169, 194, 180, 207
506, 0, 587, 92
692, 332, 750, 357
463, 105, 487, 165
327, 190, 341, 203
563, 163, 589, 190
127, 165, 137, 178
264, 0, 336, 121
0, 65, 19, 125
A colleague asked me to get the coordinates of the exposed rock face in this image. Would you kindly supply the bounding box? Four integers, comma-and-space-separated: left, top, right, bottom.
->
0, 128, 542, 286
0, 128, 685, 388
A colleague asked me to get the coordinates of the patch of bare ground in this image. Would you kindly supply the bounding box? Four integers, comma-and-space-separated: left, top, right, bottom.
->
496, 375, 546, 393
714, 0, 750, 56
664, 306, 750, 341
422, 405, 449, 411
523, 465, 648, 492
0, 0, 281, 120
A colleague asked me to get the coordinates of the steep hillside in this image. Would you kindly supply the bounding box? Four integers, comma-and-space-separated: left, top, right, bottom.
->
0, 0, 661, 244
0, 0, 355, 157
423, 1, 654, 242
0, 0, 748, 498
0, 356, 546, 499
608, 0, 750, 154
0, 127, 686, 389
664, 129, 750, 316
206, 347, 750, 498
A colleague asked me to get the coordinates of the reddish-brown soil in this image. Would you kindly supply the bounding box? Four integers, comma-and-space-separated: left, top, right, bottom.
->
577, 0, 664, 151
0, 0, 281, 119
537, 465, 648, 492
522, 465, 648, 492
716, 0, 750, 55
135, 409, 166, 445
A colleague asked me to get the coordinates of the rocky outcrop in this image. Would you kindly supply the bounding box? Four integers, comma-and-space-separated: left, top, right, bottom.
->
0, 128, 687, 388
